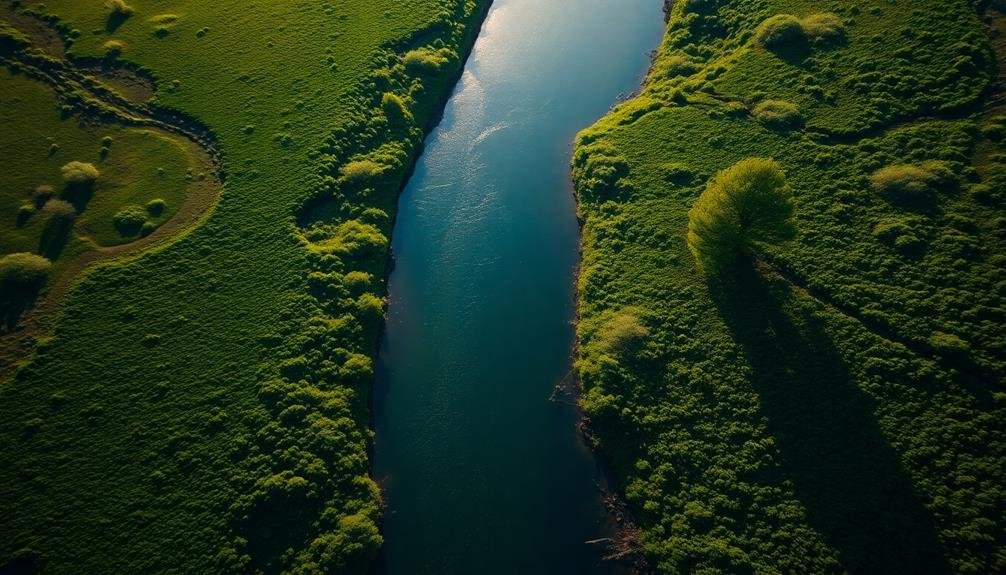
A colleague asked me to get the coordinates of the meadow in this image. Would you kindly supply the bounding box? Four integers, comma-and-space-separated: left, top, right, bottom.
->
0, 0, 488, 572
575, 0, 1006, 572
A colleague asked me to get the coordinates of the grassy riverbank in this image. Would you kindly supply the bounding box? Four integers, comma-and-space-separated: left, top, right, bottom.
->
574, 1, 1005, 572
0, 0, 488, 572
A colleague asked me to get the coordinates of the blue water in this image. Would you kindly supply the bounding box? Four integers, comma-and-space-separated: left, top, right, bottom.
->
373, 1, 665, 572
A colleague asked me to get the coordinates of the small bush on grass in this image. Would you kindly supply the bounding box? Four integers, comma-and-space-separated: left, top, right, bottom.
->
801, 13, 846, 43
106, 0, 134, 16
0, 253, 51, 290
755, 15, 805, 49
61, 161, 100, 185
752, 100, 802, 130
112, 205, 148, 236
687, 157, 796, 274
32, 185, 54, 208
870, 162, 955, 204
103, 39, 125, 58
42, 199, 78, 222
146, 198, 166, 216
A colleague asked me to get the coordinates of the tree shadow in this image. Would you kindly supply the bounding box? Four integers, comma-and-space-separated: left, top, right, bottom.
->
37, 218, 72, 261
105, 11, 130, 34
709, 260, 952, 574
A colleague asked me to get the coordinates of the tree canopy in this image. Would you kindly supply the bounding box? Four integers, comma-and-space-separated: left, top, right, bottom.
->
687, 157, 796, 273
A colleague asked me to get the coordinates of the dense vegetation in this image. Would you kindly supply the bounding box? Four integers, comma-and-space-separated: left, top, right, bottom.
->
575, 0, 1005, 572
0, 0, 487, 572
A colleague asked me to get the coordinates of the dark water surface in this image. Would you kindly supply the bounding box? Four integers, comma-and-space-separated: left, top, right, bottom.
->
373, 1, 665, 572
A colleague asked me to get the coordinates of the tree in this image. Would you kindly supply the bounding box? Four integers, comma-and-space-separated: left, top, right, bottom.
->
0, 253, 52, 290
61, 161, 100, 185
687, 157, 796, 274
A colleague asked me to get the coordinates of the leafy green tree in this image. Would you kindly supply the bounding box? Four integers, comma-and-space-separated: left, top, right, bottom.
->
687, 157, 796, 273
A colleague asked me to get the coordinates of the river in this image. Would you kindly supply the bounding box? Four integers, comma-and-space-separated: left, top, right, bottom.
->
373, 1, 666, 572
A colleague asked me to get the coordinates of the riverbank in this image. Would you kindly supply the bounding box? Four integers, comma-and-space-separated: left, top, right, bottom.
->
573, 0, 1005, 572
0, 2, 496, 571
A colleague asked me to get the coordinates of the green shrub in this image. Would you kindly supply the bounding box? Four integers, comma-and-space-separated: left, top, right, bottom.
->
687, 157, 796, 273
17, 204, 36, 226
103, 40, 125, 58
402, 48, 450, 73
870, 164, 950, 203
801, 13, 846, 42
662, 55, 701, 78
112, 205, 148, 236
32, 185, 54, 208
752, 99, 802, 130
381, 92, 412, 125
42, 199, 78, 222
928, 331, 970, 357
0, 253, 52, 289
60, 161, 100, 185
754, 15, 805, 49
106, 0, 134, 16
592, 309, 649, 357
340, 159, 387, 185
146, 198, 166, 216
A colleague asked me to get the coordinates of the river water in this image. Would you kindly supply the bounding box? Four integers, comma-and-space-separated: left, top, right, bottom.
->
373, 1, 665, 572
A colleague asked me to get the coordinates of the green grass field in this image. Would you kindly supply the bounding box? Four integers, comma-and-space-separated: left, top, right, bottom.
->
0, 0, 488, 572
0, 69, 193, 255
575, 0, 1005, 572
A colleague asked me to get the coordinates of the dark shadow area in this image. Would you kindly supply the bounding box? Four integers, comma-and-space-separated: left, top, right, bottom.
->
0, 553, 40, 575
0, 285, 43, 331
105, 11, 130, 34
60, 181, 94, 215
37, 218, 72, 261
710, 260, 952, 575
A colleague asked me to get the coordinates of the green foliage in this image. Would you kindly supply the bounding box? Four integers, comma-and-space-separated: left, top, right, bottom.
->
105, 0, 133, 16
111, 204, 147, 236
0, 1, 489, 572
0, 252, 51, 289
752, 99, 801, 129
42, 198, 77, 222
60, 160, 100, 184
800, 13, 845, 43
145, 198, 166, 216
754, 14, 805, 49
870, 162, 952, 204
575, 1, 1006, 572
687, 157, 796, 273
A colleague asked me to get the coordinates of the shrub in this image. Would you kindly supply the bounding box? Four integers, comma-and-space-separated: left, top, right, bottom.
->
755, 15, 805, 49
17, 204, 35, 226
870, 164, 943, 202
687, 157, 796, 273
662, 55, 701, 78
402, 48, 451, 73
112, 205, 148, 236
0, 253, 52, 289
752, 99, 802, 130
106, 0, 134, 16
929, 331, 970, 357
60, 161, 100, 185
340, 159, 387, 185
103, 40, 125, 58
146, 198, 166, 216
801, 13, 846, 42
42, 199, 78, 222
593, 309, 649, 357
32, 185, 54, 207
381, 92, 412, 125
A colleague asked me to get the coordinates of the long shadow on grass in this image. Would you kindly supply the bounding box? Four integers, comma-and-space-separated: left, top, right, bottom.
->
710, 261, 951, 575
